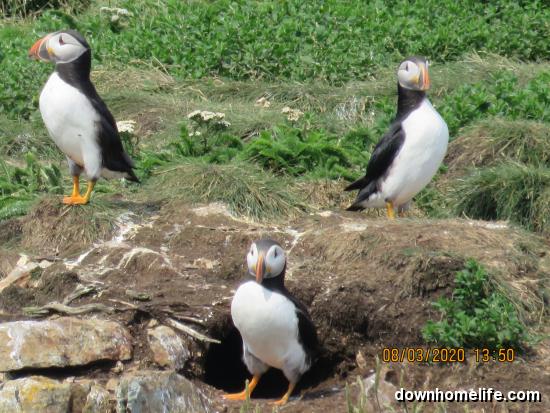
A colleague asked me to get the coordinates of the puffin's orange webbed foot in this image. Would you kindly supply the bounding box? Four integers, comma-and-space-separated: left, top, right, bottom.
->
63, 195, 89, 205
62, 180, 95, 205
223, 391, 248, 401
272, 382, 296, 406
223, 375, 260, 402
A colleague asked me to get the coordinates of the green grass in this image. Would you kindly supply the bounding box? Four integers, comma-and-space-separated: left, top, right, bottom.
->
423, 259, 529, 350
1, 0, 549, 119
47, 0, 550, 82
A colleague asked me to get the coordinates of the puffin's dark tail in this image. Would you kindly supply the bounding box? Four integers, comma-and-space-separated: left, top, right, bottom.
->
126, 168, 140, 183
344, 176, 368, 191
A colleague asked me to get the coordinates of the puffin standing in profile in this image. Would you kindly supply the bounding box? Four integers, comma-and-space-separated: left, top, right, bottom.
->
224, 239, 318, 405
29, 30, 138, 205
345, 56, 448, 218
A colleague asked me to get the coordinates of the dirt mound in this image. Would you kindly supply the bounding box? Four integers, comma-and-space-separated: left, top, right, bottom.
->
1, 201, 548, 411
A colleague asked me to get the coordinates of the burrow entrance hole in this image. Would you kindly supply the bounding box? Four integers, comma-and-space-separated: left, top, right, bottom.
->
203, 321, 340, 399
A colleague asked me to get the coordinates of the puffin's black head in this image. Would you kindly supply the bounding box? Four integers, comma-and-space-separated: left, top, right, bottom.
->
29, 29, 90, 64
397, 56, 431, 91
246, 239, 286, 285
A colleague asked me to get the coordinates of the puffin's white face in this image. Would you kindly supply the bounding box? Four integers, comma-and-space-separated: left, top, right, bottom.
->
247, 241, 286, 283
397, 58, 431, 91
29, 31, 88, 64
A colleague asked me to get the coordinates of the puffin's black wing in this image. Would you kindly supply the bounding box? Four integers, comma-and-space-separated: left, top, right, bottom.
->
89, 94, 139, 182
283, 290, 318, 362
262, 278, 319, 362
345, 123, 405, 209
295, 307, 318, 364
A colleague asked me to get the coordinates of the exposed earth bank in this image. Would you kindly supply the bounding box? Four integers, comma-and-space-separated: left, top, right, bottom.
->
0, 199, 548, 412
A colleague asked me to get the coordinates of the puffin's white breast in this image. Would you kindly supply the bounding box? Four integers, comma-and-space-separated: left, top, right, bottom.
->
39, 72, 101, 176
231, 281, 306, 372
370, 99, 449, 207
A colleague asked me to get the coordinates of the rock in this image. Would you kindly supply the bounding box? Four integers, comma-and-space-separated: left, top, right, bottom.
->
112, 361, 124, 374
84, 384, 113, 413
0, 317, 132, 372
116, 370, 210, 413
0, 376, 74, 413
147, 325, 189, 370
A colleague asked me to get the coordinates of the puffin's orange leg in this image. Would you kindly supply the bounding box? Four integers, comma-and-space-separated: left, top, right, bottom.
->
223, 375, 261, 401
272, 382, 296, 406
63, 176, 81, 204
385, 201, 395, 219
63, 180, 95, 205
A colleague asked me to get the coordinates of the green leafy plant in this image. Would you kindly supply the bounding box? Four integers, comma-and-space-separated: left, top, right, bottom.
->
423, 260, 528, 350
0, 154, 63, 220
240, 126, 369, 180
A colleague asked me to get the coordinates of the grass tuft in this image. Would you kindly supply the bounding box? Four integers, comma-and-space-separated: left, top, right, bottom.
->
150, 161, 307, 220
452, 162, 550, 234
447, 118, 550, 172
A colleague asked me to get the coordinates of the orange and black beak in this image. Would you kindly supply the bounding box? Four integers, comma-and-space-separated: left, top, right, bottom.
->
419, 62, 431, 90
255, 254, 266, 284
29, 34, 53, 61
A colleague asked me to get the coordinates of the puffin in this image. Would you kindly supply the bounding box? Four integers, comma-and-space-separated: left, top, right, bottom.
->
29, 30, 138, 205
345, 56, 448, 218
224, 239, 318, 405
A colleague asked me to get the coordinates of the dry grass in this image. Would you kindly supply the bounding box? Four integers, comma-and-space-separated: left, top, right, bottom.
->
447, 118, 550, 174
143, 161, 307, 221
20, 196, 120, 256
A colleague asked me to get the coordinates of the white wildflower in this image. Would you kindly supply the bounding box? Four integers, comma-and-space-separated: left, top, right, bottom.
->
189, 131, 202, 137
255, 97, 271, 108
187, 110, 227, 123
116, 120, 136, 134
116, 8, 132, 17
100, 7, 133, 17
187, 110, 202, 120
281, 106, 304, 122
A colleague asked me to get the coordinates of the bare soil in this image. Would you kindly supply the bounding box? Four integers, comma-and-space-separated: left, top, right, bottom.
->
0, 198, 548, 412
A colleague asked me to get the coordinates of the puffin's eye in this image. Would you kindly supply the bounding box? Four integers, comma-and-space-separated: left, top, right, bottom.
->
59, 36, 65, 46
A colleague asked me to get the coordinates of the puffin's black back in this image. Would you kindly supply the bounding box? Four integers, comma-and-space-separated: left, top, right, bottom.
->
344, 81, 426, 203
55, 32, 139, 182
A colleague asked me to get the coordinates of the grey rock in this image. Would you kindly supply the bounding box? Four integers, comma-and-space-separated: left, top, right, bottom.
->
0, 317, 132, 372
84, 384, 113, 413
147, 326, 190, 370
116, 370, 210, 413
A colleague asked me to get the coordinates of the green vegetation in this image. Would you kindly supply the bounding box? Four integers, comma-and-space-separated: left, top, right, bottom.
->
423, 260, 528, 350
0, 154, 63, 220
0, 1, 549, 229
